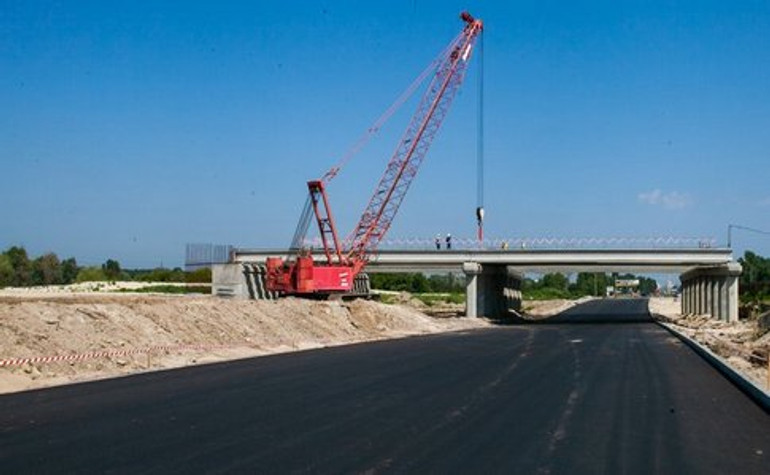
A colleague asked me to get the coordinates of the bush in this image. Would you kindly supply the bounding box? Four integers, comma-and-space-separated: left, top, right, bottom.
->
76, 266, 108, 283
186, 267, 212, 283
523, 287, 571, 301
414, 293, 465, 306
134, 267, 186, 282
370, 272, 465, 293
116, 284, 211, 294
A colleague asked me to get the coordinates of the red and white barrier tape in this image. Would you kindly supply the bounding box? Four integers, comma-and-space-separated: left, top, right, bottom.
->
0, 343, 243, 368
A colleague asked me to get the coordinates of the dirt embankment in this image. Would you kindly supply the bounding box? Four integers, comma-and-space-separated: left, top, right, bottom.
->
0, 292, 489, 394
649, 297, 770, 391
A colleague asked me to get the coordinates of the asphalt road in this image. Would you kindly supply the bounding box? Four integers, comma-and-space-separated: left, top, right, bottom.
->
1, 299, 769, 474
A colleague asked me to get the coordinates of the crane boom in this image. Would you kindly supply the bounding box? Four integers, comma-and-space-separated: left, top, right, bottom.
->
266, 12, 483, 296
346, 12, 483, 264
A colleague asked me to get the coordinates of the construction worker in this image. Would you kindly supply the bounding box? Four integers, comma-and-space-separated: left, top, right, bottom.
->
446, 233, 452, 250
435, 234, 441, 250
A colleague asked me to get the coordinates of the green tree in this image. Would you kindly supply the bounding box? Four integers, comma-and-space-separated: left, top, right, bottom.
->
739, 251, 770, 299
32, 253, 62, 285
102, 259, 122, 281
638, 277, 658, 295
541, 273, 569, 292
5, 246, 32, 286
0, 254, 13, 287
410, 273, 429, 293
574, 272, 610, 297
61, 257, 79, 284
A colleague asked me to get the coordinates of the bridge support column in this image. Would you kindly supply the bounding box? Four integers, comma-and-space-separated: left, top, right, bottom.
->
464, 262, 480, 318
504, 266, 523, 314
463, 263, 520, 318
683, 279, 692, 315
680, 281, 687, 314
679, 264, 741, 322
704, 277, 713, 317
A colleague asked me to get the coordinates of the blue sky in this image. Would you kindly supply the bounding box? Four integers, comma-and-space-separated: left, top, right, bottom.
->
2, 1, 769, 268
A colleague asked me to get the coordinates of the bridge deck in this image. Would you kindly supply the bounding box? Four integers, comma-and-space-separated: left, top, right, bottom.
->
233, 248, 734, 273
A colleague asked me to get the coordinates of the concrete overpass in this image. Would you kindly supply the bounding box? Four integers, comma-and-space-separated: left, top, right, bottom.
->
213, 247, 741, 321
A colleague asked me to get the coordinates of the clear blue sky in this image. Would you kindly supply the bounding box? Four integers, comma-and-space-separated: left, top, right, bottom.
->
2, 1, 769, 268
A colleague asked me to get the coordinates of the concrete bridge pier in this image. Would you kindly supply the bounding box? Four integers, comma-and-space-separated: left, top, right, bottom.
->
680, 264, 741, 322
463, 263, 522, 318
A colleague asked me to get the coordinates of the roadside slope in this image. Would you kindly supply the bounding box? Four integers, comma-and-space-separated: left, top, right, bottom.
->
0, 294, 488, 394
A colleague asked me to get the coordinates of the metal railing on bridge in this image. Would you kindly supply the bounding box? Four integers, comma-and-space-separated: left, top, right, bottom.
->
185, 243, 233, 271
299, 236, 718, 251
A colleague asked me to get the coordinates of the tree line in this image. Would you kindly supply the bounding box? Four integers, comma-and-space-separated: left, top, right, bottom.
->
369, 269, 658, 299
739, 251, 770, 301
0, 246, 210, 288
369, 273, 465, 294
522, 272, 658, 300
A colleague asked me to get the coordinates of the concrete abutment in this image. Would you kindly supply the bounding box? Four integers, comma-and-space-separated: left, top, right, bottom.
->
679, 263, 741, 322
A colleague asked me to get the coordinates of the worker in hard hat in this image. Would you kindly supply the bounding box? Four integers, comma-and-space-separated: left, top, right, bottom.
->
445, 233, 452, 250
435, 234, 441, 250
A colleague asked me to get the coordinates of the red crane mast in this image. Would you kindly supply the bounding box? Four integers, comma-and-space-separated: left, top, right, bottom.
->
266, 12, 483, 296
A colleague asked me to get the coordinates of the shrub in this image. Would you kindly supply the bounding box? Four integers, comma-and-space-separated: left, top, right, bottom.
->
75, 266, 108, 283
186, 267, 212, 283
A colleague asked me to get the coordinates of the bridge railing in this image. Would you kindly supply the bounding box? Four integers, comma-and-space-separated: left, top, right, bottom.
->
299, 236, 718, 251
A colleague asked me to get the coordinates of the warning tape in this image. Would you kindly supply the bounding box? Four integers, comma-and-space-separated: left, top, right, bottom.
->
0, 343, 244, 368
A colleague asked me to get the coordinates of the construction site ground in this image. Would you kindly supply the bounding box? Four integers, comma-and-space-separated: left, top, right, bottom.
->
2, 285, 766, 396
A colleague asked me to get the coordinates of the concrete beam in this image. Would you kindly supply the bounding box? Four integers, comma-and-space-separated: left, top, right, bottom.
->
233, 248, 734, 274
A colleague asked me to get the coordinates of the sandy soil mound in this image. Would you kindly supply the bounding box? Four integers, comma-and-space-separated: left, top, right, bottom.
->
649, 297, 770, 391
0, 293, 489, 394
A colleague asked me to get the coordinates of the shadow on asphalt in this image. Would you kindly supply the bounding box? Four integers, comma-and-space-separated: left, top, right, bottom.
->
494, 298, 655, 325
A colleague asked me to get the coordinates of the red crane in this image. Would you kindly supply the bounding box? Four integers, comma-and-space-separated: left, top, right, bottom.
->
266, 12, 483, 296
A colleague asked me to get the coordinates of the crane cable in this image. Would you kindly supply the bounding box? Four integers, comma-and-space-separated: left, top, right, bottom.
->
321, 36, 463, 183
475, 30, 485, 244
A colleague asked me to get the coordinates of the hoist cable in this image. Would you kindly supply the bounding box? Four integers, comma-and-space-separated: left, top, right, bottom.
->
476, 30, 484, 209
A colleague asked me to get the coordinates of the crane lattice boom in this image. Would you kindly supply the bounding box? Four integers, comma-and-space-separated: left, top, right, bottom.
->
346, 12, 483, 265
266, 12, 483, 296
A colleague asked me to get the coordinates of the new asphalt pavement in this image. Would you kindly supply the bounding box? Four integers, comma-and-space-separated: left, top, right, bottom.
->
1, 298, 768, 473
